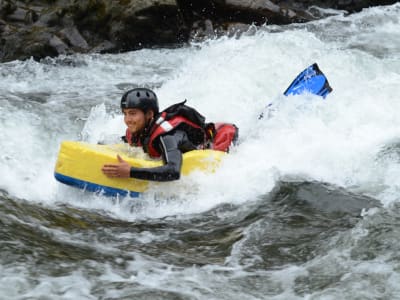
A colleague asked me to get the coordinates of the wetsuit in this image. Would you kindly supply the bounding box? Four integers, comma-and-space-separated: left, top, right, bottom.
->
122, 102, 238, 182
125, 129, 197, 182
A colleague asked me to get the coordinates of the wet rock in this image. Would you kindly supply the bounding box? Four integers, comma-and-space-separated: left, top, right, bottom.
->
5, 7, 28, 23
190, 19, 215, 40
0, 1, 17, 16
91, 40, 116, 53
1, 26, 50, 61
0, 0, 398, 62
49, 34, 69, 55
0, 0, 187, 62
59, 26, 88, 50
35, 8, 66, 27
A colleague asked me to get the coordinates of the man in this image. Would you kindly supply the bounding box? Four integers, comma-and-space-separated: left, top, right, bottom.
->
101, 88, 238, 181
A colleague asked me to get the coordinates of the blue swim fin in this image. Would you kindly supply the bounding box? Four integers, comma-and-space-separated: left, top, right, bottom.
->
284, 63, 332, 98
258, 63, 332, 119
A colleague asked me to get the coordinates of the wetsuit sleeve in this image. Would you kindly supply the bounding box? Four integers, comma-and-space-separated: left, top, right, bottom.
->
129, 131, 184, 182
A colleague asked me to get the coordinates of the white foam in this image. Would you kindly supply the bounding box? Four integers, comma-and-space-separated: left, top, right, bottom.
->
0, 4, 399, 215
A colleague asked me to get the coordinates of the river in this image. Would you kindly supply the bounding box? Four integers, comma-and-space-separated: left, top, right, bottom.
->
1, 4, 400, 299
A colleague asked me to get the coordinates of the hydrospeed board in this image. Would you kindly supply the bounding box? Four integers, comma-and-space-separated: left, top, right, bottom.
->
54, 63, 332, 197
54, 141, 225, 197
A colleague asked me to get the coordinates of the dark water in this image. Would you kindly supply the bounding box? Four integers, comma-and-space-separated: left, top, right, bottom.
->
1, 180, 390, 299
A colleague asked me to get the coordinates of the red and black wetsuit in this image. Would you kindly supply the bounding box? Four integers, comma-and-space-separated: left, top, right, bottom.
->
123, 109, 238, 182
124, 129, 197, 181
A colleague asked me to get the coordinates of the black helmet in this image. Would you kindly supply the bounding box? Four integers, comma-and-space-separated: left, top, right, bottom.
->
120, 88, 159, 114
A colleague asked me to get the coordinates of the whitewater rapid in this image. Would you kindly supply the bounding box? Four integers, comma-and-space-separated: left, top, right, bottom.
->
1, 4, 399, 214
0, 4, 400, 299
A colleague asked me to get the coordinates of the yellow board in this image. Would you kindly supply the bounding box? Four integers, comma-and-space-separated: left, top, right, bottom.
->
54, 141, 225, 196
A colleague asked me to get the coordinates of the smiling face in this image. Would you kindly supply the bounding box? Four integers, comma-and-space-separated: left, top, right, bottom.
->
123, 108, 153, 135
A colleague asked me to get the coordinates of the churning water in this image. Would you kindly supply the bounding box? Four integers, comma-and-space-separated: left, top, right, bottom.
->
1, 4, 400, 299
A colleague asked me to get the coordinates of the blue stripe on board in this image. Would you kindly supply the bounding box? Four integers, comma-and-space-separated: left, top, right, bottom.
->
54, 173, 140, 198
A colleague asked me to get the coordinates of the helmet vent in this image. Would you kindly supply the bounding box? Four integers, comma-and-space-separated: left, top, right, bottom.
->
146, 92, 150, 97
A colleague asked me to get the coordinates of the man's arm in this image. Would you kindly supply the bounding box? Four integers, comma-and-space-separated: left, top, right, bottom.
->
129, 133, 182, 181
102, 131, 185, 182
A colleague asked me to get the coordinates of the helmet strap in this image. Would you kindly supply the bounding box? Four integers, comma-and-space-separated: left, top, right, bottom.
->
142, 110, 155, 133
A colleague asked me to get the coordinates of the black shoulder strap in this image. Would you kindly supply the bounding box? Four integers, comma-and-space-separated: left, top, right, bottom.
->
163, 100, 206, 128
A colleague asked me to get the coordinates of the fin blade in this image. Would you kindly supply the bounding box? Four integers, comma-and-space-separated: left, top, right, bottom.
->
284, 63, 332, 98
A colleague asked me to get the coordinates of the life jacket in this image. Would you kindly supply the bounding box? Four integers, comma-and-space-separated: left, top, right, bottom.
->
124, 101, 238, 158
209, 123, 239, 152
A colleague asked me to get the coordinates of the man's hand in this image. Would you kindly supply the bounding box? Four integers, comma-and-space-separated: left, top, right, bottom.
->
101, 155, 131, 178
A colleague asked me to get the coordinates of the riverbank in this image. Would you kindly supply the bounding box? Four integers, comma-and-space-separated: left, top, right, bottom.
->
0, 0, 398, 62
